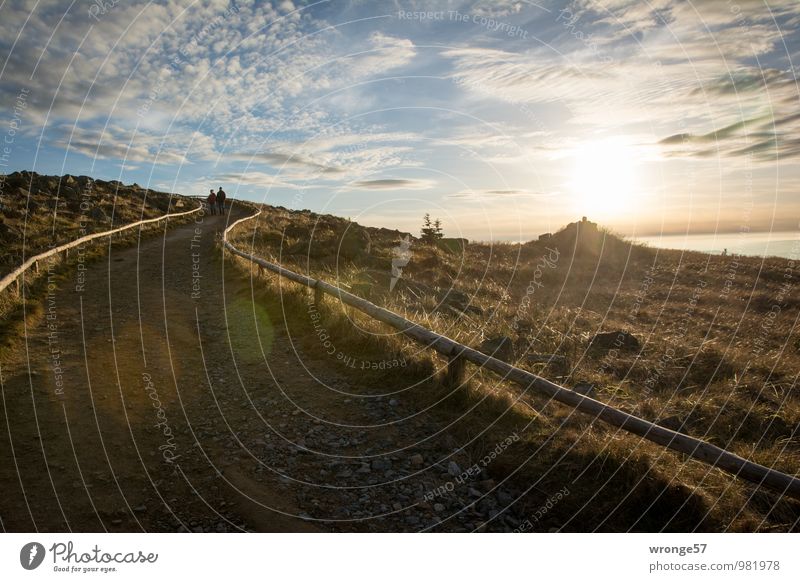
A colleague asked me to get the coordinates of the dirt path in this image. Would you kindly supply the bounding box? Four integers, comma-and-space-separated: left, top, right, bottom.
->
0, 201, 527, 533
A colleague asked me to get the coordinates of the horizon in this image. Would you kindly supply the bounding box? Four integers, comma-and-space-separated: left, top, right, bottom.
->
1, 1, 799, 241
2, 166, 799, 245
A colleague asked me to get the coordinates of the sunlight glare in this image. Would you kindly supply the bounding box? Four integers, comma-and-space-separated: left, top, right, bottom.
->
568, 138, 639, 218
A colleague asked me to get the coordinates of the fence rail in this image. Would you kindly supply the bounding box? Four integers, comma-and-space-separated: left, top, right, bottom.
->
0, 202, 202, 295
224, 209, 800, 501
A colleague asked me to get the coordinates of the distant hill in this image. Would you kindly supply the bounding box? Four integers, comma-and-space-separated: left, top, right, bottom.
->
0, 171, 192, 274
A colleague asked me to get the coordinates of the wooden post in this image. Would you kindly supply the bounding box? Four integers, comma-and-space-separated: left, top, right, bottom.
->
33, 261, 39, 274
445, 346, 467, 389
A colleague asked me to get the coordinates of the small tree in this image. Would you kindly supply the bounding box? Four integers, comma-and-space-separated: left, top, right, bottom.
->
433, 218, 443, 239
421, 213, 443, 243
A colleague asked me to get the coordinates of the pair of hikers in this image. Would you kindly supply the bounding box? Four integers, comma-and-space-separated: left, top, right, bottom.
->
206, 187, 227, 215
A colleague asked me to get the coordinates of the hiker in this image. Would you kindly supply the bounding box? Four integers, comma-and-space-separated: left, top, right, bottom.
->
206, 189, 216, 215
217, 187, 226, 215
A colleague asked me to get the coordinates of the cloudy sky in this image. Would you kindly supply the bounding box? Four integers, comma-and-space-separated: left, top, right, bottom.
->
1, 0, 799, 240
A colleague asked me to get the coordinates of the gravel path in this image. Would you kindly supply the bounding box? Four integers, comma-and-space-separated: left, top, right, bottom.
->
0, 200, 527, 532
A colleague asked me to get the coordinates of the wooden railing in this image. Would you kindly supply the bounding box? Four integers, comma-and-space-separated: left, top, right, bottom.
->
0, 202, 202, 295
224, 209, 800, 500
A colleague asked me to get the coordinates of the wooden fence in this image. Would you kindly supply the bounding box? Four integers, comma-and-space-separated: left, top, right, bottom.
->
0, 202, 202, 295
224, 209, 800, 500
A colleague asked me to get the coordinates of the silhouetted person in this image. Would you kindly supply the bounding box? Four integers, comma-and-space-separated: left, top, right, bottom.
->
217, 187, 226, 215
207, 189, 217, 215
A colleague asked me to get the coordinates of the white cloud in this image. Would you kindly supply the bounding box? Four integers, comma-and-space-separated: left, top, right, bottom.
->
349, 178, 435, 190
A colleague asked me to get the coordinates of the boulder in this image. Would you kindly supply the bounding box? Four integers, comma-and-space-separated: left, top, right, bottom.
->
339, 226, 371, 260
439, 288, 470, 311
589, 331, 640, 353
479, 336, 514, 362
59, 185, 79, 200
90, 206, 109, 222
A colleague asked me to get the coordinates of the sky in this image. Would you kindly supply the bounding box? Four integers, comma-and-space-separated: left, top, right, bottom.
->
1, 0, 799, 241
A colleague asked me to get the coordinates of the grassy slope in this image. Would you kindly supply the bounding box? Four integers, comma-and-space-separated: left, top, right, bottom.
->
228, 204, 800, 531
0, 171, 196, 352
0, 170, 194, 276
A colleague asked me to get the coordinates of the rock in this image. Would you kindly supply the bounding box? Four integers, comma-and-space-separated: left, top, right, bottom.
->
478, 336, 514, 362
433, 503, 445, 512
478, 479, 496, 491
339, 226, 371, 260
371, 458, 391, 471
496, 491, 514, 506
90, 206, 108, 222
409, 453, 424, 467
589, 331, 640, 353
526, 353, 567, 366
389, 399, 398, 407
439, 288, 470, 311
447, 461, 461, 476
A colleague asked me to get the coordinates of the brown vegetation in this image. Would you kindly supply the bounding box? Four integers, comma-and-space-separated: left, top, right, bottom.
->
227, 205, 800, 531
0, 171, 192, 276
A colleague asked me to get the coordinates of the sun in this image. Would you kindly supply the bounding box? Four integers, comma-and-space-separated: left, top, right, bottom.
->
567, 138, 639, 218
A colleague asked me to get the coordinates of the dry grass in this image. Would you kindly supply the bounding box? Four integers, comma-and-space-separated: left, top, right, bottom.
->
227, 203, 800, 532
0, 171, 193, 276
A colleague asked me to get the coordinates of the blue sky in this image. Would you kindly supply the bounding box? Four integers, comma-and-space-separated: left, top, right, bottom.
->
1, 0, 799, 240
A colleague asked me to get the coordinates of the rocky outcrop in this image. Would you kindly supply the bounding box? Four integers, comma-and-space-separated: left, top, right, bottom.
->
589, 331, 640, 353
